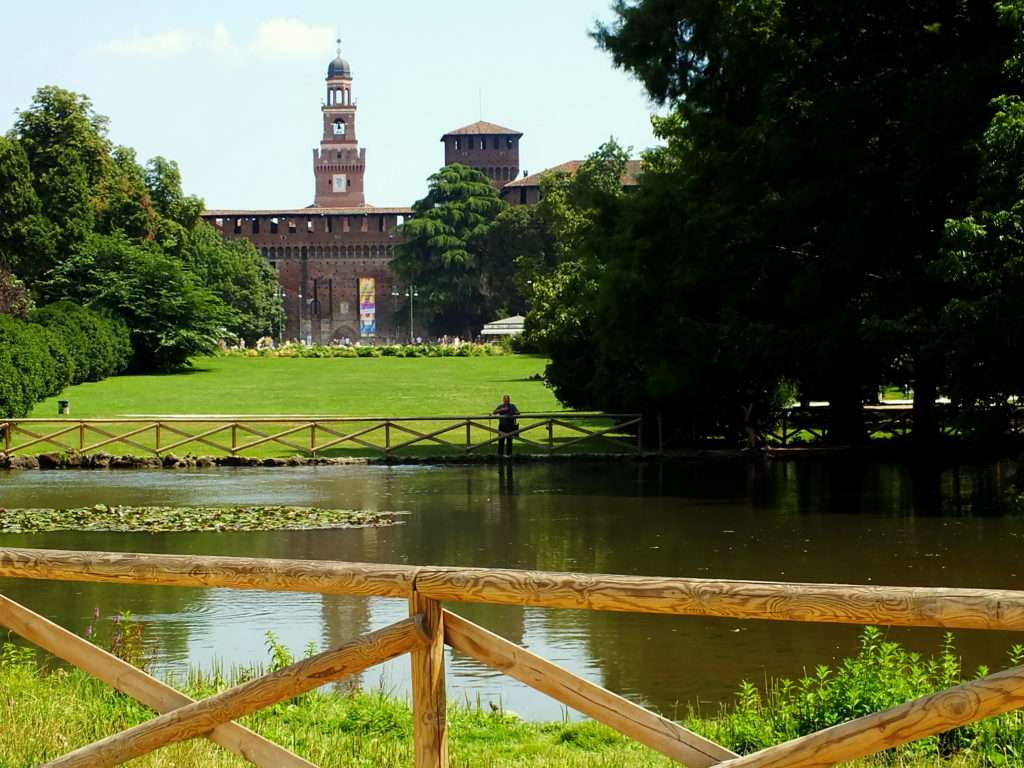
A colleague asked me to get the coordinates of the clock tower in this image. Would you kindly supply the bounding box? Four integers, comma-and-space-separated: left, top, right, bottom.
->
313, 40, 366, 206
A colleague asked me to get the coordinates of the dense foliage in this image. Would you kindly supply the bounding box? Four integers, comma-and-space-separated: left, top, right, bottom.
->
391, 164, 507, 336
516, 0, 1024, 445
0, 87, 282, 375
0, 305, 130, 418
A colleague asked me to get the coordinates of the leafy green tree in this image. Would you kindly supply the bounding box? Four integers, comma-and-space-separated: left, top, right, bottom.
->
0, 136, 57, 279
186, 223, 284, 343
937, 88, 1024, 432
392, 164, 505, 336
14, 86, 110, 189
145, 156, 203, 230
479, 205, 556, 317
95, 146, 156, 240
589, 0, 1018, 444
47, 233, 229, 371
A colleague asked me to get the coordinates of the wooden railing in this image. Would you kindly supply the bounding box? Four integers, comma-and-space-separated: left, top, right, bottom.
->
763, 403, 1024, 446
2, 548, 1024, 767
0, 413, 643, 458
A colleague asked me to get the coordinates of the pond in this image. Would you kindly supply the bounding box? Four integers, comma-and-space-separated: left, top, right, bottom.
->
1, 458, 1022, 721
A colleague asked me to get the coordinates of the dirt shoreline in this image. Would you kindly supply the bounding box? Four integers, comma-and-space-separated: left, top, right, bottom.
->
1, 441, 1020, 470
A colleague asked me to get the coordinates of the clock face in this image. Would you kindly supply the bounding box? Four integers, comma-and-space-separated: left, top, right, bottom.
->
333, 119, 346, 136
333, 174, 348, 193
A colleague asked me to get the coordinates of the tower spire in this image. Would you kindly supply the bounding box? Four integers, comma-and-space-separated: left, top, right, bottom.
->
336, 34, 342, 56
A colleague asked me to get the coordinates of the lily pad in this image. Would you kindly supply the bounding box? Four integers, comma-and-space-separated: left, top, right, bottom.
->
0, 506, 407, 533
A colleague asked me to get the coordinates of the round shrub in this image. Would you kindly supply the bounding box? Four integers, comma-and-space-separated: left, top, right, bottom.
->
31, 301, 131, 383
0, 315, 72, 417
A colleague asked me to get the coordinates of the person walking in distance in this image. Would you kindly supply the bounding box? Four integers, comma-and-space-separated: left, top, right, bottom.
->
493, 394, 520, 458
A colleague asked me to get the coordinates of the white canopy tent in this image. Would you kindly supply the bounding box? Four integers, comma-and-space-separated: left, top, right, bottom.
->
481, 315, 526, 337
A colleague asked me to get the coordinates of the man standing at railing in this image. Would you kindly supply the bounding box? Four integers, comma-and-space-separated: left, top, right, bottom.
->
492, 394, 520, 458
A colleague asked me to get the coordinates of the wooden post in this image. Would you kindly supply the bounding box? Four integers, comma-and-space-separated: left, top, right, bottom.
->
410, 592, 447, 768
79, 422, 85, 451
548, 419, 554, 451
45, 617, 428, 768
656, 413, 663, 454
465, 419, 472, 450
310, 422, 317, 455
0, 595, 317, 768
385, 420, 391, 454
231, 423, 238, 455
782, 409, 789, 446
155, 422, 162, 453
636, 417, 644, 454
3, 421, 10, 452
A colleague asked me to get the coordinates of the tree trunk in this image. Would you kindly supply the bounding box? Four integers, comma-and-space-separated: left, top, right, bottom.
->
828, 378, 865, 445
912, 356, 940, 446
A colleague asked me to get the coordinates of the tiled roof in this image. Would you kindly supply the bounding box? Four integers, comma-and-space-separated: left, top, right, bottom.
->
441, 120, 523, 138
202, 206, 414, 217
504, 159, 643, 189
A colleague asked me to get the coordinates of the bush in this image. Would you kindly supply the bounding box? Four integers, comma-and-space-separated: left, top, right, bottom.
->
31, 300, 131, 383
0, 315, 71, 417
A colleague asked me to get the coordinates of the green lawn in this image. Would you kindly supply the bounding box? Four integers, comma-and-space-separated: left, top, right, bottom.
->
16, 356, 635, 458
31, 355, 560, 418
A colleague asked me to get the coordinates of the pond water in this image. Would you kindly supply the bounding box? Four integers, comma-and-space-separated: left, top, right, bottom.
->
1, 459, 1023, 721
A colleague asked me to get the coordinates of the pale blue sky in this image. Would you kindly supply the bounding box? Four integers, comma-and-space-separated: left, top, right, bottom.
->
0, 1, 661, 209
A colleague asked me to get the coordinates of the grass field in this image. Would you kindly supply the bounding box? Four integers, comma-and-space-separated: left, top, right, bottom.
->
31, 355, 560, 418
15, 356, 635, 458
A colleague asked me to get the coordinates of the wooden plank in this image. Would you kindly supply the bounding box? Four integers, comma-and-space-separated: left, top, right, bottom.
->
10, 548, 1024, 631
44, 616, 429, 768
714, 663, 1024, 768
157, 423, 233, 454
0, 548, 417, 599
388, 420, 468, 451
311, 422, 386, 452
81, 423, 158, 455
443, 610, 735, 766
549, 418, 640, 453
233, 423, 312, 453
0, 595, 316, 768
8, 423, 80, 453
414, 566, 1024, 631
410, 594, 448, 768
234, 422, 310, 454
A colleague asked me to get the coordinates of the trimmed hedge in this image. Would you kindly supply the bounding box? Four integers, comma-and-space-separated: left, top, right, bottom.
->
0, 303, 131, 419
31, 301, 132, 384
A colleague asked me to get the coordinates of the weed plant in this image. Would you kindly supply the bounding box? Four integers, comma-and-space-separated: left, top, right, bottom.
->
2, 626, 1021, 766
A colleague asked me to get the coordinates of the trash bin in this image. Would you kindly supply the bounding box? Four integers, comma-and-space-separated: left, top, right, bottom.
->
58, 400, 70, 416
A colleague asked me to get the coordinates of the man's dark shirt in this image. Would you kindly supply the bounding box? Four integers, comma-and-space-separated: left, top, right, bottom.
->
495, 403, 520, 433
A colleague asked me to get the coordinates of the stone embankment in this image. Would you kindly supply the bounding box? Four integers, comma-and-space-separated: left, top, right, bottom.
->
0, 451, 647, 470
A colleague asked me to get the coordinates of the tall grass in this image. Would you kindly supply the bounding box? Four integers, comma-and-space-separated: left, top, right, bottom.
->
1, 628, 1022, 767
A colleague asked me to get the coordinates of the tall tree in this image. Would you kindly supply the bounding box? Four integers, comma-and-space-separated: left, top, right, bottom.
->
392, 164, 505, 336
593, 0, 1018, 443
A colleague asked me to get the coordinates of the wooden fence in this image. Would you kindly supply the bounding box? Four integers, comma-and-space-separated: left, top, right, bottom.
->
763, 404, 1024, 446
0, 413, 642, 458
2, 547, 1024, 767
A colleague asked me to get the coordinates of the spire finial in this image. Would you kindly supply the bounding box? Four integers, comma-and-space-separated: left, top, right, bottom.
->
336, 34, 342, 56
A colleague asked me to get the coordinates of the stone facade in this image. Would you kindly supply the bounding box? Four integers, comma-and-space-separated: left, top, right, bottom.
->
204, 208, 407, 343
201, 43, 412, 345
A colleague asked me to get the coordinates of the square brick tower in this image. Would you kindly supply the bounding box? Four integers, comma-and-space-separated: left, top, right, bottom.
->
313, 39, 366, 206
441, 121, 523, 190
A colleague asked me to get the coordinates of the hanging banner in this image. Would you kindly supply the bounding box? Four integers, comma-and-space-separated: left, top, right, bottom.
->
358, 277, 376, 337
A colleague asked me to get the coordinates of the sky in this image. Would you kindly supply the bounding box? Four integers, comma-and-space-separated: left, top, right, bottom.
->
0, 1, 662, 210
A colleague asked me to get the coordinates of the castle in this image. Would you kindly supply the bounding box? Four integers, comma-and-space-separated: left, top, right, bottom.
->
201, 43, 633, 344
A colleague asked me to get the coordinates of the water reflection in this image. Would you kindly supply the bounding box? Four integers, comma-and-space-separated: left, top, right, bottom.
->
1, 458, 1023, 720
